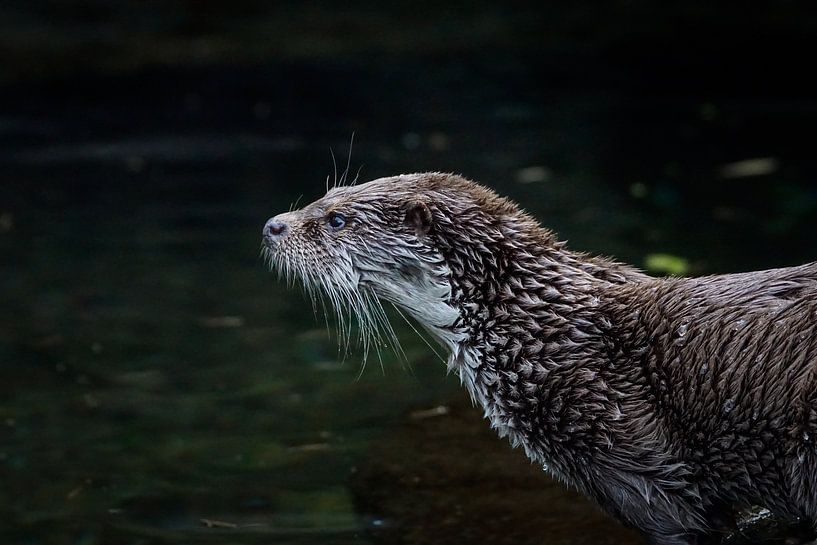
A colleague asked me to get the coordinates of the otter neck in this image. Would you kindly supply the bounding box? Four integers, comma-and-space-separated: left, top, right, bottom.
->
431, 219, 641, 452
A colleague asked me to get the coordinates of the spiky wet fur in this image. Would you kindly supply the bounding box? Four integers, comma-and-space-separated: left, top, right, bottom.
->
263, 172, 817, 545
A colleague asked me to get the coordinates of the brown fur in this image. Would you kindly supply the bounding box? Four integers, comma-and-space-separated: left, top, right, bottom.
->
263, 173, 817, 545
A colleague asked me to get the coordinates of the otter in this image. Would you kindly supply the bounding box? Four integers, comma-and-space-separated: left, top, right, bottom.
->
261, 172, 817, 545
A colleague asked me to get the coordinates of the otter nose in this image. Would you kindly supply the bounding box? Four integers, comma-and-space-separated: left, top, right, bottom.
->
263, 217, 289, 242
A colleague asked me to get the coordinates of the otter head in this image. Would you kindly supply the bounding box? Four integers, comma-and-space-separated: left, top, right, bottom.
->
262, 172, 501, 356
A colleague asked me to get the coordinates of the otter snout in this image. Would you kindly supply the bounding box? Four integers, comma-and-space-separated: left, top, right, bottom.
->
263, 215, 289, 245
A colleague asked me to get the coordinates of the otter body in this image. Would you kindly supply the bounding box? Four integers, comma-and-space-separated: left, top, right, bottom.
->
262, 173, 817, 545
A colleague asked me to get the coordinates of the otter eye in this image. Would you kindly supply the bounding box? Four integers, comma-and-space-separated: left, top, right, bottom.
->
327, 212, 346, 230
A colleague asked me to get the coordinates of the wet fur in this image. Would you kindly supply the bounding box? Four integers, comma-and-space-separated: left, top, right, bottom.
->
263, 172, 817, 545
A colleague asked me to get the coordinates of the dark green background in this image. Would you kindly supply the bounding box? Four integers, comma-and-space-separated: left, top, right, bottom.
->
1, 2, 816, 544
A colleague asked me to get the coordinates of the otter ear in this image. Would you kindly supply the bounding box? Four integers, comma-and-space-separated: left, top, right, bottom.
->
404, 201, 433, 236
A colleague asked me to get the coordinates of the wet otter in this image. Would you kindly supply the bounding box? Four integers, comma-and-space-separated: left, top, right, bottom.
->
261, 172, 817, 545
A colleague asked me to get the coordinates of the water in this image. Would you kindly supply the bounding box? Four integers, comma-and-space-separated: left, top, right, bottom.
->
2, 6, 817, 545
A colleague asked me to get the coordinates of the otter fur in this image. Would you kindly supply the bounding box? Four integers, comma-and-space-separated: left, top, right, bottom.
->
261, 172, 817, 545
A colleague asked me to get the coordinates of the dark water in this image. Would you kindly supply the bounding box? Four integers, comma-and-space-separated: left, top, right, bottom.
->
2, 4, 817, 545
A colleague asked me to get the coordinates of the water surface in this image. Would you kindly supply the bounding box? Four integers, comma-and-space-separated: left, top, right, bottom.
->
2, 50, 817, 545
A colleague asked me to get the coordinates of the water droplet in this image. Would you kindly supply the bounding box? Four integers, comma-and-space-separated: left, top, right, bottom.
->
722, 398, 735, 414
542, 463, 550, 472
804, 431, 811, 443
677, 323, 688, 338
751, 410, 759, 420
699, 364, 708, 376
733, 319, 746, 331
798, 451, 805, 464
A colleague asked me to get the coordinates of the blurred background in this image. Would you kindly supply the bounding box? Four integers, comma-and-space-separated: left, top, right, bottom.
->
2, 2, 817, 544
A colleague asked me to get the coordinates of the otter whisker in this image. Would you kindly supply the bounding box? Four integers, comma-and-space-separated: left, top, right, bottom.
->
317, 273, 342, 343
359, 291, 391, 370
348, 287, 375, 361
389, 301, 445, 365
314, 290, 333, 339
336, 287, 356, 353
338, 284, 358, 357
339, 132, 355, 187
365, 290, 406, 365
329, 147, 338, 189
302, 272, 321, 320
259, 244, 271, 269
266, 246, 372, 366
319, 280, 385, 372
289, 194, 304, 212
314, 285, 339, 342
351, 299, 374, 369
351, 164, 364, 186
280, 262, 404, 375
306, 267, 353, 360
326, 279, 354, 361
